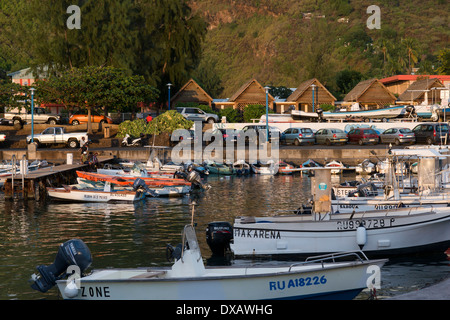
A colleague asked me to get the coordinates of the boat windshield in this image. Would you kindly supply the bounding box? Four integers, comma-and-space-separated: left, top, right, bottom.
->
182, 225, 202, 259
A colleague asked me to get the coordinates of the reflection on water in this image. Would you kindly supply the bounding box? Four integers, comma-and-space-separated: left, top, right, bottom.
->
0, 174, 448, 300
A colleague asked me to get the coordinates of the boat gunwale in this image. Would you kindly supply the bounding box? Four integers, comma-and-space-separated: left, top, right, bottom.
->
56, 259, 387, 284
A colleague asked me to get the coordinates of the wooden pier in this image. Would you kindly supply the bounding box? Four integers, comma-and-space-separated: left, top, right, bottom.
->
3, 157, 113, 201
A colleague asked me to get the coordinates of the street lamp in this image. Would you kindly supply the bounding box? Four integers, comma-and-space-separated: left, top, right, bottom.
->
167, 83, 173, 110
29, 87, 36, 143
264, 86, 270, 142
311, 84, 317, 113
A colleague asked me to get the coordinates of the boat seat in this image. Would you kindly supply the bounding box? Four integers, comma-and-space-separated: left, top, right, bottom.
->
130, 271, 166, 279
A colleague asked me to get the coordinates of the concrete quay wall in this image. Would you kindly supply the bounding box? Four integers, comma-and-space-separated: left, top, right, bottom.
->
0, 146, 389, 166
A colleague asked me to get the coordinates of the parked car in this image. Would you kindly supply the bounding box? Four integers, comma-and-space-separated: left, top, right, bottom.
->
314, 128, 348, 145
26, 127, 88, 148
3, 107, 60, 127
412, 123, 450, 145
208, 128, 239, 144
281, 127, 315, 145
0, 133, 6, 143
347, 128, 379, 145
176, 107, 219, 124
69, 110, 113, 125
239, 124, 280, 144
379, 128, 415, 145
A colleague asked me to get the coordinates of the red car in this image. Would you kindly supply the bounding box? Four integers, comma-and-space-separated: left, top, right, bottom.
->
347, 128, 379, 145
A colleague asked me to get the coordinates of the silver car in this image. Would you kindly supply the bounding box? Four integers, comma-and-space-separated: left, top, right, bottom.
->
314, 128, 348, 145
281, 127, 315, 145
380, 128, 415, 145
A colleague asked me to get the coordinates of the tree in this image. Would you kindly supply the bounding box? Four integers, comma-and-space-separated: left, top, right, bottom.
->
35, 66, 159, 133
401, 37, 419, 74
436, 49, 450, 75
335, 69, 363, 98
10, 0, 206, 101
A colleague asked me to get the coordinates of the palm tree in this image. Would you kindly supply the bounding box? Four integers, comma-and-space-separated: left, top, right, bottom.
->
401, 37, 419, 74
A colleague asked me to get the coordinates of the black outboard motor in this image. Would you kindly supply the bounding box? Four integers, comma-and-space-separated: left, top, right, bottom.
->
316, 108, 323, 122
206, 222, 233, 256
132, 178, 158, 197
176, 166, 211, 190
30, 239, 92, 293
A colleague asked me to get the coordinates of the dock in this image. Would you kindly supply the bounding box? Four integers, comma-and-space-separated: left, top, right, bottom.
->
3, 156, 113, 201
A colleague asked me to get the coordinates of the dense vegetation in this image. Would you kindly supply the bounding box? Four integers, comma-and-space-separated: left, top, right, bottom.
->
190, 0, 449, 99
1, 0, 448, 106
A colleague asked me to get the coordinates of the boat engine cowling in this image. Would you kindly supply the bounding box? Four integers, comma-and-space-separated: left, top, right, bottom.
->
206, 222, 233, 256
30, 239, 92, 293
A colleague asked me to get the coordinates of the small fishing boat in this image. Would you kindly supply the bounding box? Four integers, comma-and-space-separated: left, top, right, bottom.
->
376, 159, 407, 175
30, 225, 387, 300
77, 178, 191, 197
76, 171, 191, 187
233, 160, 251, 176
325, 160, 344, 174
301, 159, 322, 175
251, 160, 278, 175
204, 160, 235, 175
355, 160, 375, 175
278, 161, 295, 174
46, 180, 146, 203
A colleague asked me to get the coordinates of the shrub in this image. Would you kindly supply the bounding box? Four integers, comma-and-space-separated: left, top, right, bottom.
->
219, 108, 242, 123
117, 110, 193, 138
243, 104, 273, 123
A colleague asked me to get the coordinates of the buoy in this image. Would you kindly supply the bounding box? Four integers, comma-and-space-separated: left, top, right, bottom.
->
356, 226, 367, 249
64, 279, 80, 298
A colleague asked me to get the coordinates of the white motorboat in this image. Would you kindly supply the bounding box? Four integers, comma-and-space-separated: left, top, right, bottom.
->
215, 167, 450, 258
30, 225, 387, 300
251, 160, 279, 175
46, 181, 146, 203
355, 160, 375, 175
291, 105, 405, 121
229, 206, 450, 258
325, 160, 344, 174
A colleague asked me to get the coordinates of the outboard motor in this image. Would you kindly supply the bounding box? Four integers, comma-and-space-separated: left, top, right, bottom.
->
132, 178, 158, 197
30, 239, 92, 293
177, 165, 211, 190
316, 108, 323, 122
206, 222, 233, 256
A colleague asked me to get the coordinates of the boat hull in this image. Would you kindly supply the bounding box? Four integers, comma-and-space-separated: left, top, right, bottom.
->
55, 259, 385, 300
231, 208, 450, 258
47, 187, 144, 202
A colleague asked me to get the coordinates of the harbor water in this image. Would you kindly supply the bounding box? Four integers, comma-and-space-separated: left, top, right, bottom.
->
0, 174, 448, 300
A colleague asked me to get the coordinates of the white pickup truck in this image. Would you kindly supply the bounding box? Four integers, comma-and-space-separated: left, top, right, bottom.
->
26, 127, 88, 148
4, 107, 61, 127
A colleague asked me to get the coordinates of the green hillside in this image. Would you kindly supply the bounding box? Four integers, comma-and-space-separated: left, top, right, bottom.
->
189, 0, 449, 99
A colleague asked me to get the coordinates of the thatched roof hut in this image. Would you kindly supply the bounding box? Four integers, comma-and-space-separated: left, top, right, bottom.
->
398, 78, 445, 104
344, 78, 396, 109
170, 79, 213, 107
285, 78, 336, 112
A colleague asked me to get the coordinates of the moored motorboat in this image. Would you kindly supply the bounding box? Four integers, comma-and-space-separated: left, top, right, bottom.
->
233, 160, 251, 176
251, 160, 279, 175
278, 161, 295, 174
204, 160, 235, 175
30, 225, 387, 300
46, 180, 146, 203
209, 167, 450, 258
325, 160, 345, 174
